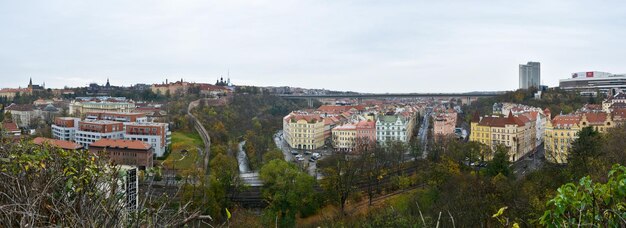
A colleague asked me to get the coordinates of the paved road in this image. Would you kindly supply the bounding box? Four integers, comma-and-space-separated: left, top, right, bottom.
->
511, 143, 546, 177
418, 108, 432, 159
274, 131, 323, 179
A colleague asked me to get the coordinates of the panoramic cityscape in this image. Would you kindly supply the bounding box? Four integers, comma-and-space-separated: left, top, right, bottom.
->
2, 1, 626, 227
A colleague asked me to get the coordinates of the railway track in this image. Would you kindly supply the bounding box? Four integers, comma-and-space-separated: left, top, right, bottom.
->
229, 163, 424, 208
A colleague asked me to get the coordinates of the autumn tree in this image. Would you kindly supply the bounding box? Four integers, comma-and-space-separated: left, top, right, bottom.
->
259, 159, 316, 227
568, 126, 603, 179
485, 144, 511, 177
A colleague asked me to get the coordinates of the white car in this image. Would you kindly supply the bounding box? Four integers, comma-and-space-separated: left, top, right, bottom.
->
295, 154, 303, 159
312, 153, 321, 159
297, 157, 305, 162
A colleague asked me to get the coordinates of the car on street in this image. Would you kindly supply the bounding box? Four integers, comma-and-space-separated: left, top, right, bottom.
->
304, 151, 312, 155
297, 157, 305, 162
291, 151, 299, 155
295, 154, 303, 159
312, 152, 321, 159
309, 158, 316, 162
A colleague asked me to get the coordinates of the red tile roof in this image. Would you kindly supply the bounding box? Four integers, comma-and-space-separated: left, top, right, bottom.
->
33, 137, 83, 150
552, 115, 582, 126
284, 113, 323, 123
5, 104, 34, 111
356, 120, 375, 129
612, 108, 626, 121
583, 112, 608, 125
2, 122, 19, 132
477, 112, 526, 127
90, 139, 152, 150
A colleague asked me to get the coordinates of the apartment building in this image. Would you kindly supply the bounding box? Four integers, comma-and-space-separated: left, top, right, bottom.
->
355, 120, 376, 145
74, 120, 125, 148
52, 117, 80, 141
89, 139, 153, 170
470, 112, 535, 161
332, 123, 356, 152
376, 114, 411, 144
69, 98, 136, 115
433, 110, 457, 140
283, 112, 325, 150
85, 112, 148, 123
124, 122, 171, 157
545, 112, 614, 164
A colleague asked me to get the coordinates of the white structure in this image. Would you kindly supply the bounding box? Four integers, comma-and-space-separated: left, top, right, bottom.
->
560, 71, 626, 95
124, 122, 171, 157
52, 117, 80, 141
69, 98, 136, 115
376, 115, 409, 144
519, 62, 541, 89
74, 120, 125, 148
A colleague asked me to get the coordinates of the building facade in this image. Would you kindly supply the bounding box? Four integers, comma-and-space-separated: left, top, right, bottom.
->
433, 110, 457, 139
332, 123, 356, 152
560, 71, 626, 95
470, 112, 535, 161
74, 120, 125, 148
376, 114, 410, 144
52, 117, 80, 141
124, 122, 171, 157
519, 62, 541, 89
89, 139, 153, 170
545, 112, 614, 164
355, 120, 376, 145
283, 113, 325, 150
69, 98, 136, 115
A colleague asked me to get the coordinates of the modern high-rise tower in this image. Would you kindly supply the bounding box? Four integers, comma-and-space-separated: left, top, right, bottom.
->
519, 62, 541, 89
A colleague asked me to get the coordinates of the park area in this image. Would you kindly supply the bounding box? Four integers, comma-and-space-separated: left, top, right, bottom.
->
161, 132, 203, 172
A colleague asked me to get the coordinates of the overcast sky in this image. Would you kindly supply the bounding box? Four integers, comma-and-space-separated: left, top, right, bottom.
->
1, 0, 625, 93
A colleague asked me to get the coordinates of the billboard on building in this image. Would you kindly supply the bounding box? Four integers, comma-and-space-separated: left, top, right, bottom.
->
586, 72, 594, 78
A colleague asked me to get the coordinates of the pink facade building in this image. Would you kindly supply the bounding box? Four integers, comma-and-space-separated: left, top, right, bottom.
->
355, 120, 376, 145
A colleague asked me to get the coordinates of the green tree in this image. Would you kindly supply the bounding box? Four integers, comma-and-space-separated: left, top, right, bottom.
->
0, 140, 195, 226
568, 126, 603, 178
259, 159, 316, 227
540, 164, 626, 227
485, 145, 511, 177
320, 154, 360, 215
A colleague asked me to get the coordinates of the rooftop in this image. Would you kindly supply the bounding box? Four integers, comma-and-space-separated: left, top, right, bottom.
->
90, 139, 152, 150
33, 137, 82, 150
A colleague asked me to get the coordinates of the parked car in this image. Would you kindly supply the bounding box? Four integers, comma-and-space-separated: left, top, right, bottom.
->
312, 153, 321, 159
309, 158, 316, 163
297, 157, 305, 162
291, 151, 299, 155
295, 154, 303, 159
304, 151, 312, 155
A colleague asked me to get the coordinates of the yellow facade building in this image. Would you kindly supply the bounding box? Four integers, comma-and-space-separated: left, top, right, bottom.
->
283, 112, 325, 150
470, 112, 535, 161
545, 112, 614, 164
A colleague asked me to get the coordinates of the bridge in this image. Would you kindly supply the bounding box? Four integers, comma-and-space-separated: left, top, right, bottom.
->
277, 92, 501, 106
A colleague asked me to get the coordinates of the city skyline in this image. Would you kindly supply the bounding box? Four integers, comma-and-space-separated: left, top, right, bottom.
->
1, 0, 626, 92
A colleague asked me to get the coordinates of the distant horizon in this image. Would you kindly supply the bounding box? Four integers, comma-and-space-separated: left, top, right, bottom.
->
2, 77, 512, 94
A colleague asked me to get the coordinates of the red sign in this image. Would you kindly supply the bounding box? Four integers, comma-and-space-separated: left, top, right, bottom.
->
586, 72, 594, 78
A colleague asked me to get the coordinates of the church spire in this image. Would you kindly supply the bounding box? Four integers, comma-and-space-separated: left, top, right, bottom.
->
106, 78, 110, 87
29, 77, 32, 86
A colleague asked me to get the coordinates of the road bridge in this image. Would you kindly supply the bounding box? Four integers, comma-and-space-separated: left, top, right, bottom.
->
277, 92, 501, 106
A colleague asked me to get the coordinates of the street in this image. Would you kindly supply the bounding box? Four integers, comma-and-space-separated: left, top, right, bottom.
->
511, 143, 546, 177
